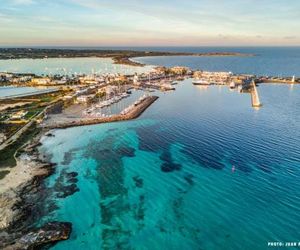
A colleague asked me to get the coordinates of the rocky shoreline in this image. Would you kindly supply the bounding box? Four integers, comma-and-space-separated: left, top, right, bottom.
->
0, 132, 72, 249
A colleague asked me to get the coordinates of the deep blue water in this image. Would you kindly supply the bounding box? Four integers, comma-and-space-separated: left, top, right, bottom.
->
39, 81, 300, 250
132, 47, 300, 77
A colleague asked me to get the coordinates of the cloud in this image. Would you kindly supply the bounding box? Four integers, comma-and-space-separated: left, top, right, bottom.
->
1, 0, 300, 46
284, 36, 297, 40
0, 13, 12, 23
11, 0, 35, 5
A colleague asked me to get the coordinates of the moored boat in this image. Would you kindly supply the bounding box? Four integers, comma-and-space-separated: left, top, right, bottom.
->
229, 81, 236, 89
192, 79, 212, 85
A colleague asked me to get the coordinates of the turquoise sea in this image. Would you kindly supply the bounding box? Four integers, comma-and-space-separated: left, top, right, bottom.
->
38, 80, 300, 250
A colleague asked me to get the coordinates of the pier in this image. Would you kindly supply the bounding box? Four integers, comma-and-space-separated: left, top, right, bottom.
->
42, 96, 159, 129
251, 80, 262, 107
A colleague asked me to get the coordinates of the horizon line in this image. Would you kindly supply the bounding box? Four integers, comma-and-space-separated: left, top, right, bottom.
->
1, 45, 300, 48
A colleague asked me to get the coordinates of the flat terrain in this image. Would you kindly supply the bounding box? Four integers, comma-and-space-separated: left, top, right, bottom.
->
0, 48, 252, 67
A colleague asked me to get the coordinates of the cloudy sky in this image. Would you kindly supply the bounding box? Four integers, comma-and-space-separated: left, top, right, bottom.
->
0, 0, 299, 46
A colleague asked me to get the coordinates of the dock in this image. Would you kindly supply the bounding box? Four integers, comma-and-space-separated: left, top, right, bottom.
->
251, 81, 262, 107
42, 96, 159, 129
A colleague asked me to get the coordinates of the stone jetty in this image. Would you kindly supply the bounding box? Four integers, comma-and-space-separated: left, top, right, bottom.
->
44, 95, 159, 129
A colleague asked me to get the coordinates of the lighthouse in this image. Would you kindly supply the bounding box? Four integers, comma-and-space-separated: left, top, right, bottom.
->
292, 75, 295, 83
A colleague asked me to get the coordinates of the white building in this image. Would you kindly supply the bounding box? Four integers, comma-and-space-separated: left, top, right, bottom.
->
10, 110, 28, 120
31, 78, 51, 85
133, 74, 140, 85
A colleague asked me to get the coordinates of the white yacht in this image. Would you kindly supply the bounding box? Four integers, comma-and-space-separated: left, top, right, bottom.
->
192, 79, 211, 85
229, 81, 236, 89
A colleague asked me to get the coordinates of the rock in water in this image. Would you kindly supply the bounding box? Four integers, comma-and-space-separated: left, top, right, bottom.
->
2, 221, 72, 249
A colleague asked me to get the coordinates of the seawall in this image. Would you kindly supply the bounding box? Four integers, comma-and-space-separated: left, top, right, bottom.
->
44, 96, 159, 129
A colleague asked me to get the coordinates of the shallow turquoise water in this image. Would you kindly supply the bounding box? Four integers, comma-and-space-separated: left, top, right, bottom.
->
39, 81, 300, 250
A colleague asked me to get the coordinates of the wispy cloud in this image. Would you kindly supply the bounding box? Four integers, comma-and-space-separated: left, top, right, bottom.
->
1, 0, 300, 46
11, 0, 35, 5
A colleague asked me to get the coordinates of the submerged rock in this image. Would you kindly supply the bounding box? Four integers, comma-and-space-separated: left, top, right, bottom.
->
45, 133, 55, 137
116, 146, 135, 158
161, 162, 182, 172
56, 184, 79, 199
1, 221, 72, 249
132, 176, 143, 188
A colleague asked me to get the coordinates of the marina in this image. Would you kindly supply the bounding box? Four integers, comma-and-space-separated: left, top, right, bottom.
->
42, 95, 158, 129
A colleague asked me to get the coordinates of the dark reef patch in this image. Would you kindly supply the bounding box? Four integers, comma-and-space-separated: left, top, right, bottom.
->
60, 147, 81, 166
53, 170, 80, 199
184, 173, 195, 186
161, 162, 182, 172
132, 175, 144, 188
160, 150, 182, 173
66, 171, 78, 178
117, 146, 136, 158
56, 183, 80, 199
83, 133, 134, 249
61, 152, 74, 166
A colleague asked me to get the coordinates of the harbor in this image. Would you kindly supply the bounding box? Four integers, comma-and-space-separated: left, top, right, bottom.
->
0, 54, 299, 250
1, 64, 297, 154
41, 95, 158, 129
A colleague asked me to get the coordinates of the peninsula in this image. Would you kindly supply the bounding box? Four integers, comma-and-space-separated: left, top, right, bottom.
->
0, 48, 252, 67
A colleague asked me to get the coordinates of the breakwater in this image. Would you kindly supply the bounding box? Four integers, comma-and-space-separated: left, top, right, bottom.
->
43, 96, 159, 129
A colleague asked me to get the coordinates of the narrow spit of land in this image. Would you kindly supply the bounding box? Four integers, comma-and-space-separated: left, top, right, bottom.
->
0, 48, 253, 67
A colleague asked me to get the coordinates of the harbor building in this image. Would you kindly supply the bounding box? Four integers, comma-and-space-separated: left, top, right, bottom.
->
10, 110, 28, 120
31, 77, 51, 85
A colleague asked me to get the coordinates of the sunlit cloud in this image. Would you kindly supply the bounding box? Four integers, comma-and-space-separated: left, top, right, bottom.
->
0, 0, 300, 46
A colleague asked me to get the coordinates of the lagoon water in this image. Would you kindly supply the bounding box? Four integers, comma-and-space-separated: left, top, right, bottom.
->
39, 81, 300, 250
0, 86, 50, 98
0, 57, 153, 75
1, 47, 300, 77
